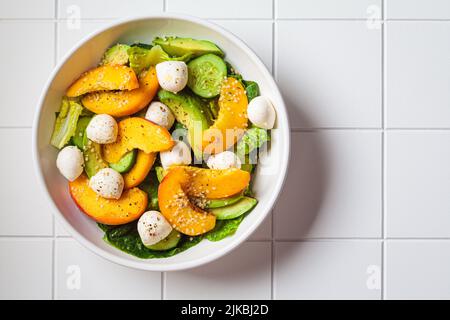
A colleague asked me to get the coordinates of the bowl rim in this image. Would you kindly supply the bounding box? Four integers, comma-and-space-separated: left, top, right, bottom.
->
32, 13, 290, 271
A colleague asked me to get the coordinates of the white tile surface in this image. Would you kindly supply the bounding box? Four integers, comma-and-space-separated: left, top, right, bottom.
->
386, 22, 450, 128
386, 241, 450, 299
249, 213, 272, 240
0, 22, 54, 127
277, 0, 382, 19
165, 242, 271, 299
57, 20, 110, 61
0, 0, 54, 18
168, 0, 273, 19
212, 20, 273, 72
275, 131, 382, 239
56, 239, 161, 299
386, 0, 450, 19
274, 241, 382, 299
58, 0, 163, 19
0, 239, 52, 299
0, 129, 53, 236
386, 131, 450, 237
277, 21, 381, 128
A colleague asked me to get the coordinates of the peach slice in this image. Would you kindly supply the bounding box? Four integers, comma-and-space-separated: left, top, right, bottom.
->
123, 151, 156, 189
103, 117, 174, 163
81, 66, 159, 117
202, 77, 248, 154
66, 65, 139, 97
158, 167, 216, 236
69, 174, 147, 225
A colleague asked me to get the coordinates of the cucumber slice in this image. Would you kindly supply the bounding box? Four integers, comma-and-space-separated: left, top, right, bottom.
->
206, 194, 243, 209
210, 197, 257, 220
146, 229, 182, 251
109, 150, 137, 173
187, 54, 227, 98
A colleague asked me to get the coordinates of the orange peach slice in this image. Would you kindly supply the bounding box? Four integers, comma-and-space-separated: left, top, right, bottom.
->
103, 117, 174, 163
66, 65, 139, 97
69, 174, 147, 225
81, 67, 159, 117
202, 77, 248, 154
123, 151, 156, 189
158, 167, 216, 236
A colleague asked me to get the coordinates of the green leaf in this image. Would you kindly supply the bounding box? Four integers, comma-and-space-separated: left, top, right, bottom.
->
205, 215, 245, 242
139, 171, 160, 211
50, 98, 83, 149
237, 126, 270, 157
98, 222, 203, 259
128, 45, 192, 74
243, 80, 260, 101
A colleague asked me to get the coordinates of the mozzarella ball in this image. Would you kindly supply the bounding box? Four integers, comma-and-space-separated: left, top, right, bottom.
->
247, 96, 276, 130
138, 211, 173, 247
155, 61, 188, 93
207, 151, 241, 170
145, 101, 175, 130
86, 114, 118, 144
56, 146, 84, 181
88, 168, 124, 199
160, 141, 192, 169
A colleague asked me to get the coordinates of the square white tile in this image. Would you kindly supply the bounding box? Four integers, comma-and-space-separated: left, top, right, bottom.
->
57, 20, 111, 61
0, 239, 52, 299
56, 239, 161, 299
0, 22, 54, 127
0, 0, 54, 18
212, 20, 273, 72
274, 131, 382, 239
58, 0, 163, 19
249, 213, 272, 240
274, 241, 382, 299
165, 242, 271, 299
167, 0, 273, 19
0, 129, 53, 236
386, 22, 450, 128
386, 131, 450, 237
277, 0, 382, 19
56, 220, 71, 237
386, 0, 450, 19
277, 21, 381, 128
386, 241, 450, 299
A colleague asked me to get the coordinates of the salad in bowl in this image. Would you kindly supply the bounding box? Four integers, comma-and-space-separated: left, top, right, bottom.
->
50, 35, 277, 259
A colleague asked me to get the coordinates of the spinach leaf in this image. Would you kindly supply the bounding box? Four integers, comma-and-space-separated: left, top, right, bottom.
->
243, 80, 260, 101
205, 215, 245, 242
139, 171, 160, 210
237, 126, 270, 157
98, 222, 203, 259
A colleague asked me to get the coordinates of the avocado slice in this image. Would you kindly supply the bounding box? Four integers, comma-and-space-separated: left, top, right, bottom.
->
71, 116, 91, 149
153, 36, 224, 58
158, 90, 211, 157
206, 194, 243, 209
100, 44, 130, 66
210, 197, 257, 220
109, 150, 137, 173
83, 139, 108, 178
146, 229, 182, 251
155, 166, 167, 183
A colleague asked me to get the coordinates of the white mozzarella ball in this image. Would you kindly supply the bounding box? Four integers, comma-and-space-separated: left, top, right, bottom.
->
56, 146, 84, 181
86, 114, 118, 144
155, 61, 188, 93
160, 141, 192, 169
88, 168, 124, 199
138, 211, 173, 247
206, 151, 241, 170
145, 101, 175, 130
247, 96, 276, 130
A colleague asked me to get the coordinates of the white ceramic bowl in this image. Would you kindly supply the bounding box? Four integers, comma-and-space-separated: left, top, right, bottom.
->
33, 14, 290, 271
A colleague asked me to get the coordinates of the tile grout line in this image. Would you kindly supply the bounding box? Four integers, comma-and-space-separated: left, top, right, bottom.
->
381, 0, 386, 301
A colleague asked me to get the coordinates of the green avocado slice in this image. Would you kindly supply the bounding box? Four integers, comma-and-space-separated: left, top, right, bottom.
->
209, 197, 257, 220
146, 229, 182, 251
153, 36, 224, 58
109, 150, 137, 173
206, 194, 243, 209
